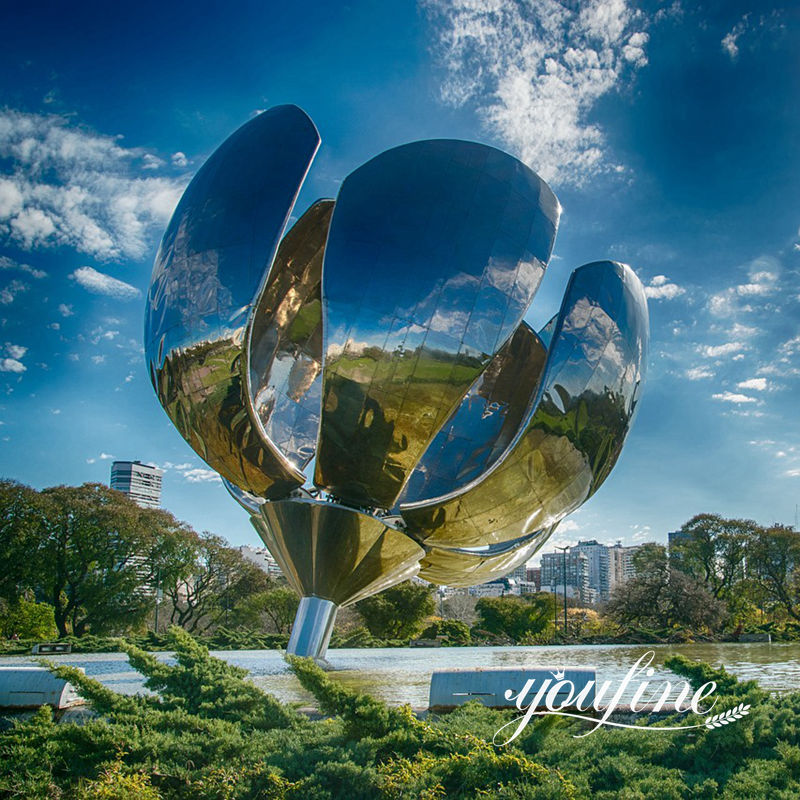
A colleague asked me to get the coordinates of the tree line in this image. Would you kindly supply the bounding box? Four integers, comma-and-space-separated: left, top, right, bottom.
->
0, 479, 295, 639
607, 514, 800, 636
3, 476, 797, 645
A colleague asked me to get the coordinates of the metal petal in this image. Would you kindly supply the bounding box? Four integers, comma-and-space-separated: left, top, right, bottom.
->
400, 261, 649, 549
144, 105, 320, 499
398, 322, 548, 505
251, 498, 425, 606
246, 199, 333, 473
315, 139, 560, 508
419, 526, 555, 587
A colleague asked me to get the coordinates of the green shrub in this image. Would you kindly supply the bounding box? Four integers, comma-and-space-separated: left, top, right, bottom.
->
2, 627, 800, 798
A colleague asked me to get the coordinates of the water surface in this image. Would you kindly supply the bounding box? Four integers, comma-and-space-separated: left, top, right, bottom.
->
3, 642, 797, 707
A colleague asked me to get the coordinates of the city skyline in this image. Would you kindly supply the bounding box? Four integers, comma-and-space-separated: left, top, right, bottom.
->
1, 0, 798, 560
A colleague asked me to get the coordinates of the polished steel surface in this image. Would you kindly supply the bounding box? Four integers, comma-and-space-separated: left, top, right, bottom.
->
247, 199, 333, 472
146, 105, 649, 661
286, 596, 338, 659
399, 322, 548, 505
314, 139, 560, 509
251, 498, 425, 606
400, 260, 649, 548
419, 526, 556, 588
145, 105, 319, 498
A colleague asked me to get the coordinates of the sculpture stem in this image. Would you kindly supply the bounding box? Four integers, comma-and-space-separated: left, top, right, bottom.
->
287, 596, 338, 660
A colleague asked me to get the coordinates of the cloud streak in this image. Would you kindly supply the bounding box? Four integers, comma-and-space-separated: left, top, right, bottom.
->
70, 266, 140, 300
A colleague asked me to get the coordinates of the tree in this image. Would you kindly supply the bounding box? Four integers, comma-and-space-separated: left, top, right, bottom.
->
34, 484, 165, 636
355, 581, 435, 639
608, 543, 727, 632
232, 586, 299, 634
164, 533, 271, 633
0, 479, 45, 602
670, 514, 754, 602
475, 594, 554, 642
441, 592, 478, 625
419, 618, 471, 644
747, 524, 800, 621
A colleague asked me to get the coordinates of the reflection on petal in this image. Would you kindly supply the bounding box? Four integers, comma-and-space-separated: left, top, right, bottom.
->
246, 200, 333, 473
400, 261, 648, 549
145, 105, 320, 499
399, 323, 547, 504
316, 139, 560, 508
419, 526, 555, 587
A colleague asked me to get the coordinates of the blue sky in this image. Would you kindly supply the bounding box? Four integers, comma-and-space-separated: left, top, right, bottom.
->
1, 0, 798, 563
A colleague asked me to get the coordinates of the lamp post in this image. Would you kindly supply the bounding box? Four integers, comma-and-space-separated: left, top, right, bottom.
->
153, 568, 160, 633
554, 545, 570, 634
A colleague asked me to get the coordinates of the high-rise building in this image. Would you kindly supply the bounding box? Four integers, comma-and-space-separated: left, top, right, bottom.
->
540, 550, 590, 603
607, 542, 640, 598
571, 540, 610, 598
239, 545, 283, 578
110, 461, 163, 509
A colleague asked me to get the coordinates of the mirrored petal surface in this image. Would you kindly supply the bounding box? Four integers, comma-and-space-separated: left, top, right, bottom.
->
400, 261, 648, 548
419, 526, 556, 587
399, 322, 548, 505
315, 139, 560, 508
144, 105, 320, 498
251, 499, 424, 606
246, 199, 333, 472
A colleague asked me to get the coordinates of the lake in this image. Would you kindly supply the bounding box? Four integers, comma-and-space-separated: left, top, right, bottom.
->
3, 642, 798, 707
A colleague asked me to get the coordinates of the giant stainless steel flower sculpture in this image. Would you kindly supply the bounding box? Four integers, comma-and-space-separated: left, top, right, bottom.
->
145, 105, 649, 659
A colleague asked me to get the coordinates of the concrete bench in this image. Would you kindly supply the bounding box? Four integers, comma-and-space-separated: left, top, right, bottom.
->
429, 666, 596, 711
0, 667, 84, 710
31, 642, 72, 654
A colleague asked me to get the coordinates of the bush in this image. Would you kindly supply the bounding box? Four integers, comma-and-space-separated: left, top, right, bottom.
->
0, 598, 57, 639
2, 626, 800, 798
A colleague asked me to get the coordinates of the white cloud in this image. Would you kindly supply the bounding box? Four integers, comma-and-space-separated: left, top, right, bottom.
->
424, 0, 650, 185
712, 391, 759, 404
707, 257, 780, 317
58, 303, 74, 317
786, 469, 800, 478
686, 366, 714, 380
0, 280, 27, 305
721, 16, 749, 60
0, 109, 186, 260
728, 322, 759, 339
5, 343, 27, 359
91, 355, 106, 364
737, 377, 768, 391
0, 255, 46, 279
171, 152, 188, 167
182, 468, 222, 483
700, 341, 747, 358
70, 266, 140, 300
779, 335, 800, 356
99, 452, 114, 460
643, 274, 685, 300
0, 358, 25, 373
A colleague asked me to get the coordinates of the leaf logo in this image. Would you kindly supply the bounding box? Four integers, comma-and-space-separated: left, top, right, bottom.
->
704, 702, 751, 729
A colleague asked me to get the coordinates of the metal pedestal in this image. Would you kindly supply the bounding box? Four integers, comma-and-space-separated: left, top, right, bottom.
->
286, 596, 339, 660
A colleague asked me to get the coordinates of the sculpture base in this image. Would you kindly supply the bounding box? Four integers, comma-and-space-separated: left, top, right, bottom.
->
287, 596, 338, 660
